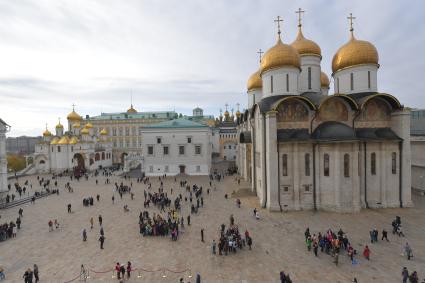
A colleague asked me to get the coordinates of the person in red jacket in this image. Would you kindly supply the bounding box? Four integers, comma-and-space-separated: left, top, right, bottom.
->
363, 245, 370, 260
115, 262, 121, 279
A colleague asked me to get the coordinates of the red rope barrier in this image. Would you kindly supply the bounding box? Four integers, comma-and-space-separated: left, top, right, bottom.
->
63, 274, 80, 283
165, 268, 190, 273
88, 268, 113, 274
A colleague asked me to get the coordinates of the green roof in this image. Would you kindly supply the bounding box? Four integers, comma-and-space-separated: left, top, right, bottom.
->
88, 111, 177, 121
143, 118, 208, 129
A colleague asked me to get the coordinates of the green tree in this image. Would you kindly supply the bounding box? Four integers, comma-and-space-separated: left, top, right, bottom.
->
7, 154, 26, 172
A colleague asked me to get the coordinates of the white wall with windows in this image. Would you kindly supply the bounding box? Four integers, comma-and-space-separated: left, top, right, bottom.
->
141, 126, 212, 176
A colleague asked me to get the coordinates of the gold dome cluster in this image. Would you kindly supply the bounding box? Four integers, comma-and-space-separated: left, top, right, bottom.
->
290, 27, 321, 57
260, 38, 301, 74
100, 128, 108, 135
43, 129, 52, 137
332, 33, 379, 73
247, 70, 262, 91
81, 127, 89, 135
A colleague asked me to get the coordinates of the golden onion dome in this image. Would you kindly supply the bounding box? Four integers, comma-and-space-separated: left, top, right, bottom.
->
43, 129, 52, 137
224, 110, 230, 117
127, 104, 137, 113
100, 128, 108, 135
236, 110, 241, 117
260, 38, 300, 74
69, 136, 79, 145
290, 27, 321, 57
55, 122, 64, 129
50, 137, 59, 145
72, 122, 81, 128
320, 72, 330, 88
332, 33, 379, 74
67, 110, 82, 121
80, 127, 89, 135
85, 122, 93, 129
57, 136, 70, 145
247, 70, 262, 91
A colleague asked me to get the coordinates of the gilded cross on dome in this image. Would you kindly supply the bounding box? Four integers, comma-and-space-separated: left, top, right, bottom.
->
257, 48, 264, 63
296, 8, 305, 27
72, 103, 76, 111
347, 13, 356, 33
274, 16, 283, 38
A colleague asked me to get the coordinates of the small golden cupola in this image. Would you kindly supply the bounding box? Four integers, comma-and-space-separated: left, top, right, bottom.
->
85, 122, 93, 129
67, 105, 82, 121
260, 16, 300, 74
80, 127, 89, 135
332, 13, 379, 74
100, 128, 108, 135
247, 70, 262, 91
290, 9, 321, 58
43, 128, 52, 137
320, 72, 330, 88
127, 104, 137, 114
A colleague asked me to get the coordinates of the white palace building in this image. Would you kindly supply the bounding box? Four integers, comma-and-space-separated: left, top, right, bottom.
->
237, 12, 412, 212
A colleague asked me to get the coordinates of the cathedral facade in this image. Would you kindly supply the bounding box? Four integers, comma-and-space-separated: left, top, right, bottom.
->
32, 108, 113, 174
237, 13, 412, 212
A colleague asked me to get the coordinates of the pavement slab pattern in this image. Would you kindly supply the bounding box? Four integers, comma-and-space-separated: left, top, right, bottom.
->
0, 173, 424, 283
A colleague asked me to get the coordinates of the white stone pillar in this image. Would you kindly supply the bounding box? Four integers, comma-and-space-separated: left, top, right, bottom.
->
265, 111, 279, 211
391, 109, 413, 207
293, 143, 301, 210
0, 121, 8, 194
352, 143, 361, 212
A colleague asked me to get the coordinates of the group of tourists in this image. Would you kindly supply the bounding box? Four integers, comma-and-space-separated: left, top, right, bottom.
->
22, 264, 39, 283
138, 211, 180, 240
215, 215, 253, 256
114, 262, 132, 281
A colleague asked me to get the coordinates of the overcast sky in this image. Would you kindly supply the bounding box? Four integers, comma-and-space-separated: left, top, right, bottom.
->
1, 0, 424, 136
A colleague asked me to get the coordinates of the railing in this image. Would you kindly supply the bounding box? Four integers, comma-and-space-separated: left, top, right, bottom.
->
0, 190, 54, 209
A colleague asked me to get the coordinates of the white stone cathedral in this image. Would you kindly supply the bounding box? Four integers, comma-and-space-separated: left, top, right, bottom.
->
237, 12, 412, 212
32, 107, 113, 174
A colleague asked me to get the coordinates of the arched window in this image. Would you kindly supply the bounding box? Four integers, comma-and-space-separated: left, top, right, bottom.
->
371, 152, 376, 175
350, 73, 354, 91
286, 74, 289, 91
324, 153, 330, 176
270, 75, 274, 93
391, 152, 397, 174
344, 154, 350, 177
282, 154, 288, 176
305, 153, 310, 176
308, 67, 312, 90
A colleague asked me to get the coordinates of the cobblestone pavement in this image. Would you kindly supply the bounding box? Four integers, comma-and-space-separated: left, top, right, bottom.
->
0, 173, 424, 283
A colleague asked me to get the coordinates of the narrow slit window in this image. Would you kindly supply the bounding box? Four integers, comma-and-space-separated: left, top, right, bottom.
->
270, 75, 273, 93
344, 154, 350, 177
368, 71, 371, 89
305, 153, 310, 176
282, 154, 288, 176
350, 73, 354, 91
324, 153, 330, 176
371, 152, 376, 175
308, 67, 312, 90
286, 74, 289, 91
391, 152, 397, 174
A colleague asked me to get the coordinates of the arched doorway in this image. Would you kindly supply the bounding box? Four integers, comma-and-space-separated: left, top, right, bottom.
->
179, 165, 185, 174
73, 153, 85, 176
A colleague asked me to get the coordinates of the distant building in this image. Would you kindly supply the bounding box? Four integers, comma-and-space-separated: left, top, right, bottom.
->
411, 109, 425, 194
6, 136, 41, 155
140, 118, 212, 176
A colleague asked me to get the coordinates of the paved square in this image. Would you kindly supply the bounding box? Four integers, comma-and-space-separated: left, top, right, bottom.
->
1, 173, 424, 282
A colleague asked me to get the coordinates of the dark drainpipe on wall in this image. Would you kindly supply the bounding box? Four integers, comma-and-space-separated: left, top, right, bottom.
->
399, 141, 403, 208
277, 140, 282, 212
262, 112, 267, 209
310, 111, 318, 211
